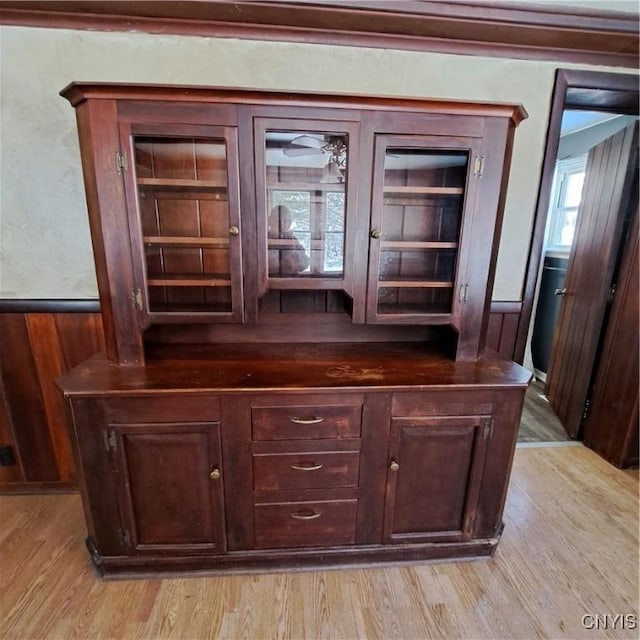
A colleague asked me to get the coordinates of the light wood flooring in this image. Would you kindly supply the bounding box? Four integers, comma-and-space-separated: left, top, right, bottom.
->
1, 446, 638, 640
518, 380, 570, 443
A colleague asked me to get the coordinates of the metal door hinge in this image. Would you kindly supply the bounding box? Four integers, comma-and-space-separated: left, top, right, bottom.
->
608, 283, 617, 303
116, 528, 131, 547
459, 283, 469, 304
103, 430, 117, 453
582, 398, 591, 421
115, 150, 128, 174
483, 421, 493, 441
130, 288, 143, 311
473, 154, 485, 178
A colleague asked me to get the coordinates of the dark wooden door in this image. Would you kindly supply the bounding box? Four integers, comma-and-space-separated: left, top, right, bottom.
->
383, 415, 491, 543
582, 200, 639, 467
110, 422, 226, 554
546, 123, 638, 438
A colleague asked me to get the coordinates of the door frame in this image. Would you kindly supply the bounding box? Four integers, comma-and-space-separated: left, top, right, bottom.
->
513, 69, 638, 363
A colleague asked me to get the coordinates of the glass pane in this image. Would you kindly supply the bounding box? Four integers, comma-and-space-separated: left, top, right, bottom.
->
559, 207, 579, 246
563, 172, 585, 208
378, 249, 457, 281
265, 131, 348, 279
377, 148, 467, 315
134, 136, 232, 313
377, 287, 453, 315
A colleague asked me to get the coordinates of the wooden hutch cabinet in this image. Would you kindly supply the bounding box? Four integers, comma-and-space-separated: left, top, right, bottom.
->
58, 84, 530, 578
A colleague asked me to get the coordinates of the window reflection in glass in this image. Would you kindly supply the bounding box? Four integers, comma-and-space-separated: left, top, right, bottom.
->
265, 132, 347, 278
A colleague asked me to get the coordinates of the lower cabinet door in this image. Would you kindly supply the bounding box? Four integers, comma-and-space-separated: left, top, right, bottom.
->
109, 422, 226, 554
383, 415, 491, 543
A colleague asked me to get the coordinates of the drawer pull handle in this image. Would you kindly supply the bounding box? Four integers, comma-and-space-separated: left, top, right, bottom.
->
290, 463, 323, 472
290, 509, 321, 521
290, 416, 324, 425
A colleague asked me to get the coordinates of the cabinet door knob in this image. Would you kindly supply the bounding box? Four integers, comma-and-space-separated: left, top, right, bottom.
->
229, 226, 240, 236
209, 468, 221, 480
389, 460, 400, 472
370, 229, 381, 239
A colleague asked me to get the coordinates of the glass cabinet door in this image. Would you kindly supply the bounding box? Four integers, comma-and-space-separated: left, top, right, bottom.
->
367, 136, 471, 323
254, 118, 359, 299
123, 124, 242, 322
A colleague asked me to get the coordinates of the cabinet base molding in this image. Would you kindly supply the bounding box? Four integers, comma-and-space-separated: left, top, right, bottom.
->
88, 535, 501, 580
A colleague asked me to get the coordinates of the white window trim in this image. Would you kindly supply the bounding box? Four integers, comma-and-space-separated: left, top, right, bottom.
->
544, 154, 588, 253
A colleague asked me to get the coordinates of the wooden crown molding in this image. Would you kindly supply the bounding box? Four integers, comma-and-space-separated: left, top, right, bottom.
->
59, 82, 528, 124
0, 1, 638, 68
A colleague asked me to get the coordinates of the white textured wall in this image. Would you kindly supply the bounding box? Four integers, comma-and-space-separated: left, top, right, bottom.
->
0, 26, 634, 299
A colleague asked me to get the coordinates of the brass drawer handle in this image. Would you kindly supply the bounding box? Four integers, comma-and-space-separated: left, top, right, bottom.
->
290, 509, 321, 521
290, 463, 323, 472
290, 416, 324, 425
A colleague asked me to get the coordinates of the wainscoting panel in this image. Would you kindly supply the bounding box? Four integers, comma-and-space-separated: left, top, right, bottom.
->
0, 308, 104, 492
0, 301, 520, 492
485, 301, 523, 361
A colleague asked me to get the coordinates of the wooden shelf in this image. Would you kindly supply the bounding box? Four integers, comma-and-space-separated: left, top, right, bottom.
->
377, 304, 452, 315
268, 238, 302, 249
149, 303, 233, 314
267, 182, 346, 192
144, 236, 230, 248
380, 241, 458, 250
147, 274, 232, 287
383, 186, 463, 195
378, 279, 454, 289
138, 178, 227, 189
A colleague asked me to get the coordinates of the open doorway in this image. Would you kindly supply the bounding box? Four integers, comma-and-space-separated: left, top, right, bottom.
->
516, 70, 639, 448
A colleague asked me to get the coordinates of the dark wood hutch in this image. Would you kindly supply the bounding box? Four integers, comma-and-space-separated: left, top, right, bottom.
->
58, 83, 530, 578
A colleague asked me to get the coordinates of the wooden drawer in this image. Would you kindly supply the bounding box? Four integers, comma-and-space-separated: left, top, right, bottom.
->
253, 450, 360, 491
254, 499, 358, 548
251, 405, 362, 440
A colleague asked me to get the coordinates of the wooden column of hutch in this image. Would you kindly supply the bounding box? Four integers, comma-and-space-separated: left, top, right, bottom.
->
58, 83, 530, 578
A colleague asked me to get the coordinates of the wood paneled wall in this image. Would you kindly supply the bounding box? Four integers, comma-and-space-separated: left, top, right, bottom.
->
486, 302, 522, 361
0, 301, 520, 492
0, 310, 104, 492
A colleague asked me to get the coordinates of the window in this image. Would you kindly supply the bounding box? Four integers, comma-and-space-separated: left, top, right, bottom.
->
545, 155, 587, 251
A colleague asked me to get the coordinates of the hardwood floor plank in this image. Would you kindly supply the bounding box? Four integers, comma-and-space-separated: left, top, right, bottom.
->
1, 446, 637, 640
519, 380, 570, 443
